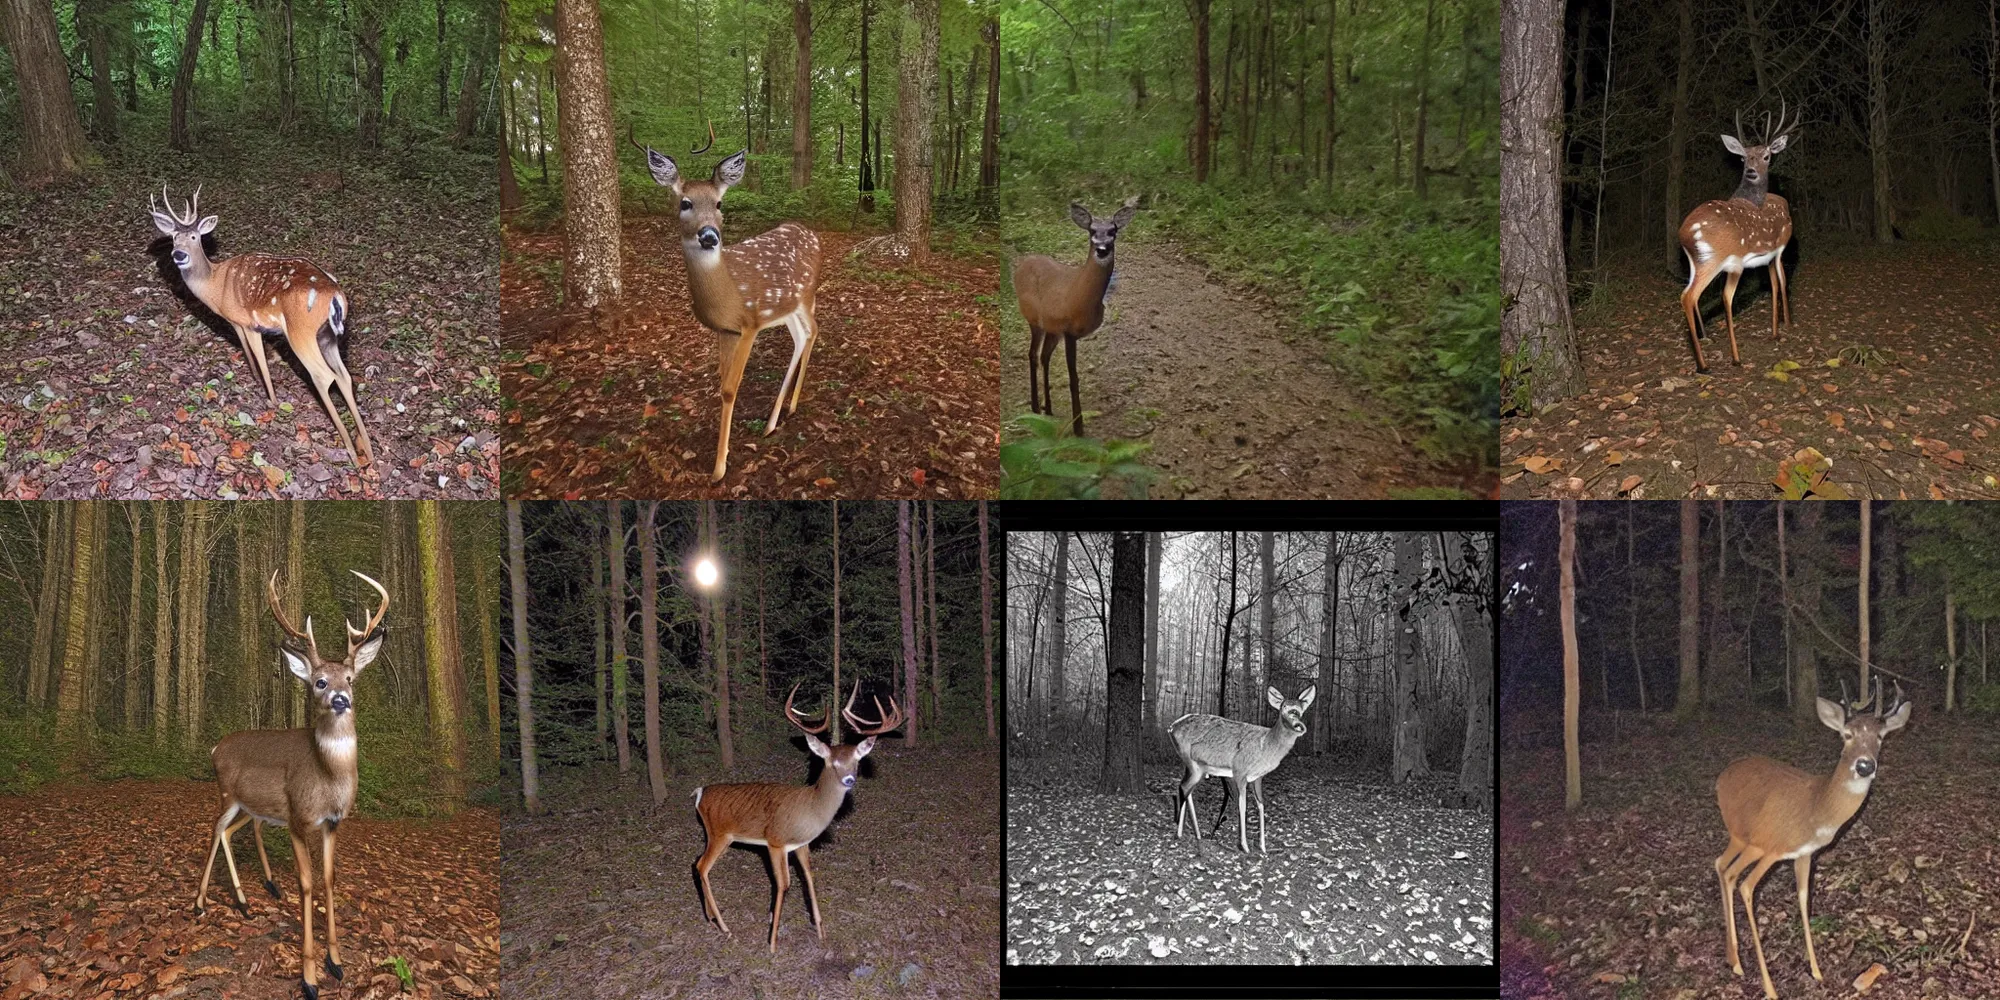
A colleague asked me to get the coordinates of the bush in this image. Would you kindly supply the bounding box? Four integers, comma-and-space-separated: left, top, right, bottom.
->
1000, 414, 1155, 498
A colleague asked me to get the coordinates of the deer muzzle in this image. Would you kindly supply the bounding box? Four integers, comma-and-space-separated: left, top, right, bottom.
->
697, 227, 721, 250
330, 692, 351, 715
1854, 757, 1876, 778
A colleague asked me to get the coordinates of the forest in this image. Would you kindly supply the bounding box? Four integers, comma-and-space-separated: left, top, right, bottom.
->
0, 0, 503, 498
996, 0, 1500, 501
1503, 501, 2000, 1000
499, 500, 997, 997
1004, 529, 1493, 967
1502, 0, 2000, 500
0, 501, 501, 998
501, 0, 1005, 499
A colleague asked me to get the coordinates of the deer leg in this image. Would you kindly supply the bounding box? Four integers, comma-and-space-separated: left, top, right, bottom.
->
1738, 853, 1782, 1000
694, 833, 733, 934
294, 348, 361, 465
1231, 775, 1250, 853
1772, 257, 1790, 329
766, 844, 789, 951
1681, 249, 1718, 373
711, 331, 756, 483
1028, 325, 1044, 414
254, 822, 280, 899
194, 802, 239, 914
1064, 334, 1084, 437
795, 844, 824, 940
322, 823, 342, 980
1037, 330, 1059, 422
1716, 838, 1756, 975
320, 332, 375, 467
234, 324, 277, 404
1721, 270, 1744, 365
787, 312, 817, 416
766, 315, 809, 433
1795, 853, 1821, 982
1176, 766, 1204, 839
291, 829, 319, 1000
217, 815, 252, 916
1253, 779, 1267, 855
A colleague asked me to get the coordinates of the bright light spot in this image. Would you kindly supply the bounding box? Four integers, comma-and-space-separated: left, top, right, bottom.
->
694, 558, 719, 588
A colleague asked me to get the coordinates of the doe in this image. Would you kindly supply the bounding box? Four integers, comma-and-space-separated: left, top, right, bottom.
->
1715, 678, 1909, 1000
1169, 684, 1316, 855
1013, 197, 1139, 436
1677, 100, 1800, 372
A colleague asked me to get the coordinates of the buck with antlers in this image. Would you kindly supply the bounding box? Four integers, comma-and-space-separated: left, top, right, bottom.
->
1170, 684, 1317, 855
194, 568, 388, 1000
1678, 101, 1800, 372
149, 185, 376, 467
1014, 197, 1139, 436
1715, 678, 1909, 1000
693, 681, 902, 950
639, 130, 825, 483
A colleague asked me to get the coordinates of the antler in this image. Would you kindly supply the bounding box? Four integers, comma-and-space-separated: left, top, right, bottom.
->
266, 568, 320, 663
692, 118, 716, 155
344, 570, 390, 653
627, 121, 651, 158
842, 685, 904, 737
152, 183, 201, 229
783, 681, 832, 735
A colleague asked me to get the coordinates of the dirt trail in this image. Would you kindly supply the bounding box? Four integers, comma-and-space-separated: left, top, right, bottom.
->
1009, 245, 1443, 498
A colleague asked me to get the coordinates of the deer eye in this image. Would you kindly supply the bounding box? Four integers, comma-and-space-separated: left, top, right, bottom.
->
316, 678, 328, 689
680, 199, 693, 212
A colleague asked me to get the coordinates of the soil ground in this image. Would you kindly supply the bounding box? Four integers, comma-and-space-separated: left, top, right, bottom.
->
1502, 707, 2000, 999
499, 743, 1000, 999
0, 125, 500, 499
0, 778, 498, 1000
501, 220, 1000, 499
1001, 244, 1478, 498
1503, 243, 2000, 498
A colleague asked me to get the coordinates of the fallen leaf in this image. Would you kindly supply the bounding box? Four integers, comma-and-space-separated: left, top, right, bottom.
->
1853, 962, 1886, 992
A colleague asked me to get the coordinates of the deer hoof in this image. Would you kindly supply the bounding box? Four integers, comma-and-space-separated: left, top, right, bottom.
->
325, 955, 343, 981
234, 900, 250, 918
265, 879, 282, 900
299, 978, 318, 1000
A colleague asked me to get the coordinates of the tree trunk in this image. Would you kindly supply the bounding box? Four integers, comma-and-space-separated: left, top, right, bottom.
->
28, 504, 64, 708
1867, 0, 1894, 242
1050, 531, 1069, 731
2, 0, 90, 180
1676, 499, 1700, 718
1192, 0, 1212, 182
592, 506, 607, 750
1412, 0, 1436, 198
1323, 0, 1337, 177
285, 502, 303, 726
124, 506, 145, 729
791, 0, 812, 190
453, 1, 489, 144
979, 501, 995, 739
235, 509, 257, 727
417, 502, 466, 807
1627, 506, 1646, 711
507, 502, 542, 814
167, 0, 214, 150
1391, 532, 1427, 782
500, 123, 524, 211
1456, 544, 1493, 811
1989, 0, 1999, 226
1792, 503, 1824, 721
978, 17, 999, 206
926, 502, 941, 728
1218, 532, 1237, 716
1144, 531, 1162, 735
1945, 576, 1958, 712
708, 500, 733, 768
608, 500, 629, 772
1499, 0, 1582, 408
152, 504, 172, 741
831, 501, 843, 744
1260, 531, 1275, 687
553, 0, 623, 325
641, 502, 666, 801
1316, 532, 1338, 753
436, 0, 449, 116
81, 0, 116, 138
1664, 0, 1692, 239
354, 2, 384, 146
859, 0, 876, 210
1859, 498, 1872, 692
57, 500, 99, 735
898, 501, 920, 746
1561, 500, 1581, 810
1099, 532, 1145, 793
475, 535, 501, 756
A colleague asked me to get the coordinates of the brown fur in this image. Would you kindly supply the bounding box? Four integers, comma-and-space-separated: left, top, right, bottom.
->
1676, 126, 1796, 373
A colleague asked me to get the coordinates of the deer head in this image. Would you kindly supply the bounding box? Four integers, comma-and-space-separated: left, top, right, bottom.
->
266, 569, 389, 719
1823, 676, 1910, 783
1721, 99, 1800, 189
646, 142, 749, 256
148, 183, 218, 271
783, 681, 905, 789
1068, 196, 1140, 263
1266, 684, 1318, 737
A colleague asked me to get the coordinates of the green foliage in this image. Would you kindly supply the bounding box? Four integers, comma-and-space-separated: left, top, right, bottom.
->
1901, 206, 1990, 242
386, 955, 416, 990
1000, 414, 1154, 498
0, 716, 60, 796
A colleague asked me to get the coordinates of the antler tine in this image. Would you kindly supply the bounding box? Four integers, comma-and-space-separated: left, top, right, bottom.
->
783, 681, 831, 735
345, 570, 390, 646
842, 683, 904, 737
627, 121, 650, 158
188, 183, 201, 224
265, 568, 319, 661
692, 118, 716, 155
1735, 108, 1745, 143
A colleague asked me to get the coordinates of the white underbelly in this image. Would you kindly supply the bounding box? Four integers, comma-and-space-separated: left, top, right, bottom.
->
1723, 247, 1784, 272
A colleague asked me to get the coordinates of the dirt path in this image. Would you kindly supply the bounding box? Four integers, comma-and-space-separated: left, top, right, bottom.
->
1005, 245, 1454, 498
0, 779, 498, 1000
1503, 244, 2000, 498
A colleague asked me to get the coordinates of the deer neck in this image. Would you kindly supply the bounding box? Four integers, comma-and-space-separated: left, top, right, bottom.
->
1073, 249, 1115, 311
177, 248, 220, 308
803, 761, 856, 825
1811, 761, 1873, 827
681, 243, 749, 333
313, 708, 359, 781
1732, 172, 1772, 208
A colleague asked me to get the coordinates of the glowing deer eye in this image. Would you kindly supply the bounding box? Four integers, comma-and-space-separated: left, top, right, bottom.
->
680, 199, 693, 212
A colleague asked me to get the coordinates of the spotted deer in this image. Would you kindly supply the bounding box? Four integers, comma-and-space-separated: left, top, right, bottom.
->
1715, 678, 1909, 1000
1013, 197, 1139, 436
149, 185, 375, 466
693, 682, 903, 949
1169, 684, 1317, 854
1678, 101, 1800, 372
195, 569, 388, 1000
640, 139, 825, 483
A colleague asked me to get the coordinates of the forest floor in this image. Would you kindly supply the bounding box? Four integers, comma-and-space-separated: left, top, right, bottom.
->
1502, 243, 2000, 499
1003, 750, 1493, 966
999, 243, 1481, 498
1502, 709, 2000, 999
0, 778, 498, 1000
0, 122, 501, 499
501, 218, 1000, 498
499, 743, 1000, 999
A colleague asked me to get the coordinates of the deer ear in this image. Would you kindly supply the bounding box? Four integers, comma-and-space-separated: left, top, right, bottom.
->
1721, 134, 1747, 156
1815, 697, 1846, 732
1766, 134, 1789, 156
804, 732, 831, 759
713, 149, 748, 189
1297, 685, 1317, 711
196, 215, 218, 236
352, 634, 384, 674
1266, 686, 1284, 709
854, 736, 877, 759
281, 646, 313, 681
1110, 202, 1138, 228
151, 210, 179, 236
646, 147, 680, 190
1069, 202, 1094, 230
1881, 700, 1911, 734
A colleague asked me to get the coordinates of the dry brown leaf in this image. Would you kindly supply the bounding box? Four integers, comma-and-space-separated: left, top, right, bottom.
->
1619, 475, 1642, 494
1853, 962, 1886, 992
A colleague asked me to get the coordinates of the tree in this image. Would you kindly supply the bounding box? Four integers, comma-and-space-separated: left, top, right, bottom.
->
592, 508, 607, 749
1499, 0, 1582, 408
152, 504, 172, 741
508, 501, 542, 814
1454, 536, 1493, 810
167, 0, 212, 150
1390, 533, 1427, 782
608, 501, 629, 772
1099, 532, 1145, 793
1144, 532, 1162, 734
417, 501, 466, 806
1859, 498, 1872, 692
1, 0, 91, 181
707, 500, 733, 768
553, 0, 622, 326
979, 501, 994, 739
1191, 0, 1212, 182
978, 17, 999, 206
1676, 499, 1700, 718
898, 501, 921, 746
1050, 531, 1069, 728
791, 0, 812, 190
641, 502, 666, 801
123, 505, 144, 729
926, 502, 941, 728
475, 530, 501, 756
80, 0, 116, 138
1562, 500, 1581, 810
355, 0, 387, 146
893, 0, 941, 259
56, 500, 98, 736
859, 0, 877, 210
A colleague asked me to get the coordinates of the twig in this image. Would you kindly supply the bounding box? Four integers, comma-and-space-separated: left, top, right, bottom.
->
1960, 911, 1975, 960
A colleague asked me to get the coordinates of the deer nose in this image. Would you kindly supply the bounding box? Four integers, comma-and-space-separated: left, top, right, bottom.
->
840, 774, 856, 788
698, 227, 720, 250
171, 250, 190, 266
1855, 757, 1876, 778
330, 692, 351, 714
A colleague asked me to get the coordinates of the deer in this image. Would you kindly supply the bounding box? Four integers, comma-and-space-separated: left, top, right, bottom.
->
692, 681, 903, 950
194, 568, 388, 1000
1169, 684, 1317, 855
1715, 677, 1909, 1000
1677, 101, 1800, 373
1013, 197, 1140, 436
149, 184, 376, 467
639, 133, 825, 483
